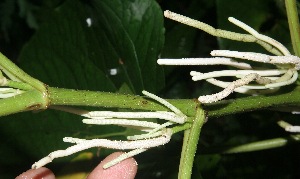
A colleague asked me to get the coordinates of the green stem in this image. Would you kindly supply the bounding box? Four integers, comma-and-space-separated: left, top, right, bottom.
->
48, 87, 198, 116
178, 106, 205, 179
0, 90, 47, 116
285, 0, 300, 56
48, 87, 300, 119
205, 87, 300, 118
2, 85, 299, 119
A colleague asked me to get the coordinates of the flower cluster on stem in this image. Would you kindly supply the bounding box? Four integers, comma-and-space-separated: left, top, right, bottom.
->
32, 90, 188, 169
158, 10, 300, 103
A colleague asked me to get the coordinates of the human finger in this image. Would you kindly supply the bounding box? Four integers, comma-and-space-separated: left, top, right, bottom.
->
16, 167, 55, 179
87, 152, 137, 179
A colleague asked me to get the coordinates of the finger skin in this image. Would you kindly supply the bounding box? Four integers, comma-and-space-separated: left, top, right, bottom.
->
16, 167, 55, 179
16, 152, 137, 179
87, 152, 138, 179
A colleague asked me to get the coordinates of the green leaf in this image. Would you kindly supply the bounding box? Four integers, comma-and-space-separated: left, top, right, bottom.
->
19, 0, 165, 93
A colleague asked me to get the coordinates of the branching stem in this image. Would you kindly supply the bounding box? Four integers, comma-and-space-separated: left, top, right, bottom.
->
178, 106, 205, 179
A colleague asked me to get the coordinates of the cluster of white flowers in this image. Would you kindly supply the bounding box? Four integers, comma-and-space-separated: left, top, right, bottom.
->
32, 10, 300, 170
158, 10, 300, 103
32, 90, 187, 169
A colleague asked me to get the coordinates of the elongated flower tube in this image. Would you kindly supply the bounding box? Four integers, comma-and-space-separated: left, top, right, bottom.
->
278, 120, 300, 133
32, 129, 172, 169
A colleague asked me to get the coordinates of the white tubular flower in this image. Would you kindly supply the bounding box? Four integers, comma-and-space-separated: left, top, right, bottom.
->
0, 77, 25, 98
82, 111, 185, 124
0, 88, 24, 98
158, 10, 300, 103
32, 129, 172, 169
80, 90, 187, 124
157, 57, 252, 69
227, 17, 291, 56
285, 126, 300, 133
83, 118, 162, 129
33, 91, 187, 169
278, 120, 300, 133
